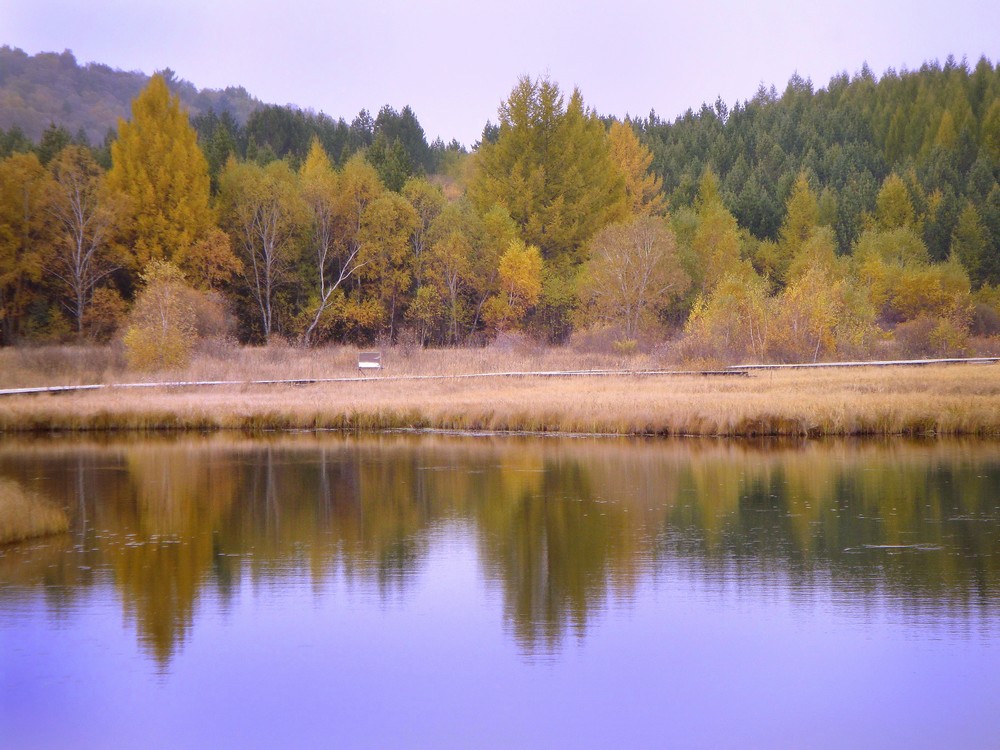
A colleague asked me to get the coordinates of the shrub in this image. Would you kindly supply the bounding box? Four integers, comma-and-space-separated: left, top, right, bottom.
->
122, 261, 198, 371
613, 339, 638, 356
85, 287, 128, 343
892, 315, 969, 359
971, 302, 1000, 336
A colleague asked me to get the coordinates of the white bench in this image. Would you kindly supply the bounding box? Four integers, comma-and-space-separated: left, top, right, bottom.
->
358, 351, 382, 372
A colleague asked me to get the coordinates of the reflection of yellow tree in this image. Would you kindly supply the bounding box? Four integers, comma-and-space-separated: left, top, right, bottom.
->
106, 443, 240, 666
473, 444, 652, 654
218, 439, 433, 593
3, 435, 1000, 666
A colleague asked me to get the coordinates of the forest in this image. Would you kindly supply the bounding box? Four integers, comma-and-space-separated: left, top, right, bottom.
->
0, 49, 999, 367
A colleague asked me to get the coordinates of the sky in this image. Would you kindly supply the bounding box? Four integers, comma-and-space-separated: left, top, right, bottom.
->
4, 0, 1000, 147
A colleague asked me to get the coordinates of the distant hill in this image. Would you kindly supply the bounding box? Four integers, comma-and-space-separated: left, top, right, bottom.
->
0, 46, 262, 143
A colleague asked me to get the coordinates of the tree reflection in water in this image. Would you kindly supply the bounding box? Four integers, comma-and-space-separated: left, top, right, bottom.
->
1, 434, 999, 666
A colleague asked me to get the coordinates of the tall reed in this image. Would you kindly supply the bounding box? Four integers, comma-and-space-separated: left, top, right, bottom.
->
1, 362, 999, 437
0, 479, 69, 544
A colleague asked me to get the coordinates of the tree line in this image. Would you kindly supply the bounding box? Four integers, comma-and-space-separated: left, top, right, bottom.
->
0, 58, 998, 366
640, 56, 1000, 265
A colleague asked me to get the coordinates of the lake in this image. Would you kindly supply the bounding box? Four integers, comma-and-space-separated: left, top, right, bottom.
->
1, 434, 999, 749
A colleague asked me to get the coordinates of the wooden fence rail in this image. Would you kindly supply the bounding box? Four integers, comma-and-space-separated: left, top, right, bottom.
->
728, 357, 1000, 371
2, 357, 995, 398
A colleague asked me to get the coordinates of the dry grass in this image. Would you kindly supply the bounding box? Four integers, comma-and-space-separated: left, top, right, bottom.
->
0, 345, 123, 388
0, 478, 69, 544
0, 340, 652, 387
1, 343, 999, 436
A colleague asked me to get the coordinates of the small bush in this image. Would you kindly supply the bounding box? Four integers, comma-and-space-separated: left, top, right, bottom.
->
929, 317, 969, 356
85, 287, 128, 343
190, 290, 236, 339
14, 345, 119, 384
971, 303, 1000, 337
613, 339, 638, 356
967, 336, 1000, 356
395, 328, 421, 358
892, 317, 937, 358
123, 261, 198, 372
261, 337, 293, 363
892, 315, 969, 359
490, 331, 535, 354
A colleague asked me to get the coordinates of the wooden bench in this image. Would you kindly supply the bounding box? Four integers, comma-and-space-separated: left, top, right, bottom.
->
358, 351, 382, 372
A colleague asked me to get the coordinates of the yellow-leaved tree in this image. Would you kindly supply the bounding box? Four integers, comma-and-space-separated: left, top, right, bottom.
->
770, 228, 877, 362
484, 239, 543, 332
300, 140, 368, 346
607, 121, 666, 217
680, 265, 771, 365
123, 260, 197, 371
0, 152, 51, 343
772, 172, 820, 285
578, 216, 689, 340
357, 191, 418, 341
689, 170, 742, 294
470, 76, 625, 339
108, 74, 234, 280
47, 146, 120, 340
218, 157, 306, 342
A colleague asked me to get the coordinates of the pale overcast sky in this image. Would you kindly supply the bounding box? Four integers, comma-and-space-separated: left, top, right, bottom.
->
4, 0, 999, 146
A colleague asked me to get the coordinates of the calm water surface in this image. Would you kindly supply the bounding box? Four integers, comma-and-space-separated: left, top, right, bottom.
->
1, 434, 999, 749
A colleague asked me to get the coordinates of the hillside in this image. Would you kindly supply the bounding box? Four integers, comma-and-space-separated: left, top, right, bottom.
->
641, 56, 1000, 260
0, 46, 261, 143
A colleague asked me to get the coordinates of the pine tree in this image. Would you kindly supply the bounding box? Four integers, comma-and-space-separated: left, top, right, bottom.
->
469, 77, 626, 340
690, 170, 741, 292
776, 173, 820, 282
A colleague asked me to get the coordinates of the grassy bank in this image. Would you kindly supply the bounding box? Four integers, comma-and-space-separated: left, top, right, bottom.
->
0, 341, 639, 389
0, 478, 69, 544
1, 345, 999, 437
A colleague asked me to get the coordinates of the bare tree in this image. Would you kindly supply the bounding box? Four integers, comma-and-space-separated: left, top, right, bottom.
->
220, 160, 303, 342
47, 146, 118, 339
300, 146, 368, 346
581, 216, 690, 339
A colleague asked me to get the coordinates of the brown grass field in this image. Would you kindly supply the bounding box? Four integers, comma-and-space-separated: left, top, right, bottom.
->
1, 344, 999, 437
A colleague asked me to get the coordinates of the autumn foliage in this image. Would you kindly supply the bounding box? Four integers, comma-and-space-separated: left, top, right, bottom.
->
0, 62, 999, 363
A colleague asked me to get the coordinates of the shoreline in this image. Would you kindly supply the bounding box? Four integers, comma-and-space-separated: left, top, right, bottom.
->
2, 363, 1000, 438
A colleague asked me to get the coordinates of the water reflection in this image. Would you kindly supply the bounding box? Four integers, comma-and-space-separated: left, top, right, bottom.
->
1, 435, 999, 666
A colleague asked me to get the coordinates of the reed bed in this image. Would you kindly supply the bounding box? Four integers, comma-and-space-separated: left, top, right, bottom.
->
0, 342, 641, 388
0, 478, 69, 544
1, 349, 999, 437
